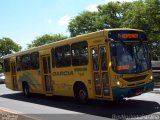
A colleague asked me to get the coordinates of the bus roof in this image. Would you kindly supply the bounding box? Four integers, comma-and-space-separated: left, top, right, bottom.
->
2, 28, 143, 59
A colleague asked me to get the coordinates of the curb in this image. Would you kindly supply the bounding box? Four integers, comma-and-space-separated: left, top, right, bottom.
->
0, 107, 39, 120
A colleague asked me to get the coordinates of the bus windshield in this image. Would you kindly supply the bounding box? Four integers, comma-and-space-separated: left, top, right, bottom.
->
110, 42, 151, 74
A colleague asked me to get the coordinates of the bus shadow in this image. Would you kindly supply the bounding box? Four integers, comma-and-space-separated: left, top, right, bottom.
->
1, 93, 160, 119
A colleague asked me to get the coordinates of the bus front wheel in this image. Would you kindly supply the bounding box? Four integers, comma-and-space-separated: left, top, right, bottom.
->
22, 82, 30, 97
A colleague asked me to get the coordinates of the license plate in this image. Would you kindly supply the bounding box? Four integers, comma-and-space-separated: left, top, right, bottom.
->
135, 90, 142, 95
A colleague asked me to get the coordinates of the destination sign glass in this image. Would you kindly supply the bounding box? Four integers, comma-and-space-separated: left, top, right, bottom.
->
108, 30, 147, 41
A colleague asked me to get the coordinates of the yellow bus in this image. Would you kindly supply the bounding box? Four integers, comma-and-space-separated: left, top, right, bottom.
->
3, 28, 154, 103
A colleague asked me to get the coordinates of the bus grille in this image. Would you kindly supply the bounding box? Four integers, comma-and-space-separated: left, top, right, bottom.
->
123, 75, 148, 82
127, 82, 145, 87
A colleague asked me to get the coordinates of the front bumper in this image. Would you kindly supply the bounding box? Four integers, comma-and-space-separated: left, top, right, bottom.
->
112, 81, 154, 100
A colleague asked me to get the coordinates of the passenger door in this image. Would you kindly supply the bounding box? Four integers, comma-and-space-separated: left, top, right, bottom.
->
11, 62, 18, 90
41, 55, 53, 94
91, 45, 111, 98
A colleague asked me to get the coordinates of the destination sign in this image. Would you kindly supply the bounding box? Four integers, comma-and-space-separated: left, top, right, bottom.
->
118, 33, 138, 39
108, 30, 147, 41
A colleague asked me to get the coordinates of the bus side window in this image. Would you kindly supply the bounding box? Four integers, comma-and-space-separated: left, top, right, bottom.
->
55, 47, 62, 67
16, 56, 22, 71
92, 48, 99, 70
100, 47, 107, 70
4, 59, 10, 72
71, 41, 88, 66
51, 48, 55, 68
55, 45, 71, 68
21, 54, 31, 70
31, 52, 39, 69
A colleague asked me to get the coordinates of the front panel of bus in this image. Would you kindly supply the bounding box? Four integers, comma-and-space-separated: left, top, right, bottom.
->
108, 30, 154, 100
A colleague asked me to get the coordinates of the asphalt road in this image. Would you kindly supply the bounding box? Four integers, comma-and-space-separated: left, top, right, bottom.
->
0, 84, 160, 120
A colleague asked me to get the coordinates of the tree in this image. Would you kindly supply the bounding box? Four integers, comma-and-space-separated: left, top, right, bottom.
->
97, 2, 125, 28
27, 34, 68, 48
68, 11, 99, 37
68, 0, 160, 60
68, 2, 132, 36
145, 0, 160, 60
0, 37, 22, 57
122, 0, 160, 60
0, 37, 21, 70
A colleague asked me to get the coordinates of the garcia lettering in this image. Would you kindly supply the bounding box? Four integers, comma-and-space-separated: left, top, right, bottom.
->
53, 71, 73, 76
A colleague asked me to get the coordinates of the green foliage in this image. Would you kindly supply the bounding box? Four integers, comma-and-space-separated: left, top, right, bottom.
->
122, 0, 160, 60
68, 1, 133, 36
0, 37, 21, 69
0, 37, 22, 57
68, 0, 160, 60
27, 34, 68, 48
97, 2, 124, 28
68, 11, 99, 37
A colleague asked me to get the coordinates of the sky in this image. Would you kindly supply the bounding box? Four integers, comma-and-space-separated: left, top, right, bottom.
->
0, 0, 133, 49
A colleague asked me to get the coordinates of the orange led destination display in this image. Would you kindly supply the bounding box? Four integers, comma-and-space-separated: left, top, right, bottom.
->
118, 33, 139, 39
108, 30, 147, 41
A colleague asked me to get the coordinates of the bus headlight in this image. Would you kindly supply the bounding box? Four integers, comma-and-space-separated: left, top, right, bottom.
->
116, 80, 125, 87
117, 81, 121, 86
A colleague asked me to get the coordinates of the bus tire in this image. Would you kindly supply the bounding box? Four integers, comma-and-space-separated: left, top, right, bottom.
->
22, 82, 30, 97
75, 84, 88, 104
